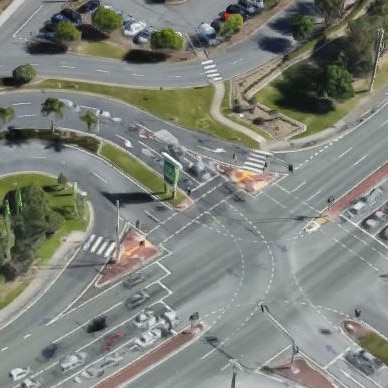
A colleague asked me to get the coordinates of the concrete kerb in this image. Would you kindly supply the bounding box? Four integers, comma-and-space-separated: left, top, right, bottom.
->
0, 171, 95, 330
0, 0, 26, 29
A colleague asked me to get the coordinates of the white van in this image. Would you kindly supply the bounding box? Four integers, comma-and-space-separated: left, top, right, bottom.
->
59, 352, 87, 372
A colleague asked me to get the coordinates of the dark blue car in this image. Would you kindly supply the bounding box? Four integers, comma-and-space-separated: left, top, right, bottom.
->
78, 0, 100, 13
60, 8, 82, 24
51, 13, 71, 24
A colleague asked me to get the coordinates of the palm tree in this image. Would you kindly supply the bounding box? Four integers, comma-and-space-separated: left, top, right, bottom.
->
0, 106, 15, 129
41, 98, 66, 131
80, 110, 98, 133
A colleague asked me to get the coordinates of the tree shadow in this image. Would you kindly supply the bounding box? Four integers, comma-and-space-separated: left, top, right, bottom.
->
26, 41, 68, 55
77, 24, 109, 41
44, 138, 65, 152
268, 16, 292, 35
257, 36, 292, 54
123, 50, 170, 63
289, 1, 321, 17
4, 129, 30, 147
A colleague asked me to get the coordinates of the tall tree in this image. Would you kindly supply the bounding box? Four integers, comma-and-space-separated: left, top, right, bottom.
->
41, 98, 66, 130
0, 106, 15, 129
322, 64, 354, 100
92, 6, 123, 34
151, 28, 184, 50
54, 21, 82, 42
80, 110, 98, 132
315, 0, 345, 25
220, 14, 244, 36
292, 14, 315, 41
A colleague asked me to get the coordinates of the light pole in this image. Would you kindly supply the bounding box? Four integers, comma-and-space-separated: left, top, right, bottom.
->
261, 304, 299, 366
114, 200, 120, 263
229, 359, 243, 388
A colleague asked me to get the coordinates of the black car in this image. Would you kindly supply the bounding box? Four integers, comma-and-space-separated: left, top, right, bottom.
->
86, 316, 107, 333
125, 290, 150, 309
226, 4, 249, 19
60, 8, 82, 24
42, 22, 58, 33
78, 0, 100, 14
42, 343, 58, 359
211, 18, 223, 33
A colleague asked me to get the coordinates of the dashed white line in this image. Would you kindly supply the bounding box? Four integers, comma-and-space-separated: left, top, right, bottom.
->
12, 102, 31, 106
23, 333, 31, 339
306, 190, 321, 201
291, 181, 306, 193
92, 172, 108, 184
168, 75, 182, 78
60, 65, 76, 69
338, 147, 352, 159
1, 346, 8, 351
200, 348, 216, 360
96, 69, 109, 73
132, 73, 144, 77
353, 155, 367, 166
17, 114, 36, 118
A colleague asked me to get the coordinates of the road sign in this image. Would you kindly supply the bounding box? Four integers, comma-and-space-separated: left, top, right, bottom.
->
161, 153, 183, 194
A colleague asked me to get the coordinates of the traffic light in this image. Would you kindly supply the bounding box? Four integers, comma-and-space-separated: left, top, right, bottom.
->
288, 164, 294, 173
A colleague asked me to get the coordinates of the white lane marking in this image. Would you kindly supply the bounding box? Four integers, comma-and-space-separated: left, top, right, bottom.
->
52, 301, 122, 344
12, 102, 31, 106
132, 73, 144, 77
96, 240, 109, 256
104, 242, 116, 258
323, 347, 350, 370
306, 190, 321, 201
260, 345, 292, 368
203, 64, 216, 70
60, 65, 76, 69
205, 68, 218, 74
338, 147, 352, 159
261, 192, 287, 209
200, 348, 216, 360
212, 77, 223, 82
1, 346, 8, 351
353, 155, 367, 166
28, 156, 46, 159
168, 75, 182, 78
340, 370, 366, 388
379, 118, 388, 128
274, 184, 291, 194
291, 180, 306, 193
92, 172, 108, 183
220, 363, 230, 371
23, 333, 31, 339
29, 63, 39, 66
231, 58, 243, 65
201, 59, 213, 65
82, 234, 95, 250
96, 69, 109, 73
17, 114, 36, 118
13, 5, 43, 37
90, 236, 103, 253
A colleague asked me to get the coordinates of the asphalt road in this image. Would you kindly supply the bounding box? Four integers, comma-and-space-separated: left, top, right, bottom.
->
0, 0, 322, 87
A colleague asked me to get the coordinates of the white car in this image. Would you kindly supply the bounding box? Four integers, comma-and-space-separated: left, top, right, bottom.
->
59, 98, 74, 108
9, 367, 30, 381
123, 21, 146, 37
134, 310, 157, 329
96, 109, 111, 118
21, 378, 40, 388
60, 352, 87, 372
134, 328, 162, 348
111, 116, 122, 123
159, 310, 179, 329
124, 139, 132, 148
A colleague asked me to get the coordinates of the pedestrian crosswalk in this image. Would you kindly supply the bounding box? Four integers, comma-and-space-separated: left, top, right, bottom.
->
83, 234, 116, 258
242, 149, 273, 173
201, 59, 223, 83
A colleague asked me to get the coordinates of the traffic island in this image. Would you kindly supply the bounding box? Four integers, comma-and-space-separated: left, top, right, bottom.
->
270, 357, 335, 388
216, 163, 275, 194
95, 230, 160, 288
92, 323, 208, 388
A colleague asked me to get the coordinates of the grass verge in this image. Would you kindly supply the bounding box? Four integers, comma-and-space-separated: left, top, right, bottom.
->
360, 332, 388, 366
0, 173, 89, 266
98, 143, 187, 207
78, 41, 126, 60
30, 79, 260, 148
0, 281, 31, 310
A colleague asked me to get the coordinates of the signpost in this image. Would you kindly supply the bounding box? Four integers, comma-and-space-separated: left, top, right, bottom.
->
161, 152, 183, 199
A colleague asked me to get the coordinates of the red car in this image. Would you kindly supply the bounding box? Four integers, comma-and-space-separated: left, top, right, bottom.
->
102, 332, 125, 351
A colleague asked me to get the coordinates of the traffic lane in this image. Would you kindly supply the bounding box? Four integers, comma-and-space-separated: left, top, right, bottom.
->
0, 283, 169, 388
328, 356, 383, 388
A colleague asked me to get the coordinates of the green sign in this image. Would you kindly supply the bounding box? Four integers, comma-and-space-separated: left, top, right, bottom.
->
164, 159, 180, 186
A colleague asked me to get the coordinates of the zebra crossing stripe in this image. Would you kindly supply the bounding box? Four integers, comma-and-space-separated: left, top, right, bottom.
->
97, 240, 109, 256
244, 161, 265, 169
212, 77, 223, 82
104, 242, 116, 258
83, 234, 95, 251
252, 149, 272, 157
205, 68, 218, 74
243, 165, 264, 173
203, 64, 216, 70
201, 59, 213, 65
90, 236, 103, 253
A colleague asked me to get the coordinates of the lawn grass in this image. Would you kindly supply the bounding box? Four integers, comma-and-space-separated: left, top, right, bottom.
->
360, 332, 388, 366
221, 81, 231, 114
0, 173, 89, 266
78, 41, 126, 60
31, 79, 260, 148
98, 143, 187, 207
0, 281, 31, 310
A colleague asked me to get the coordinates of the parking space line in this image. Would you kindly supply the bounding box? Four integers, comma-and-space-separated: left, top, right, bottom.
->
340, 369, 367, 388
258, 345, 291, 370
13, 5, 43, 38
200, 348, 216, 360
353, 155, 367, 166
323, 347, 349, 370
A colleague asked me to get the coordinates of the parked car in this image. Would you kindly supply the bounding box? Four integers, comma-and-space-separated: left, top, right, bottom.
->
134, 26, 157, 45
159, 310, 179, 330
51, 13, 71, 24
86, 316, 107, 333
122, 272, 146, 289
60, 8, 82, 24
345, 349, 382, 376
134, 310, 157, 329
41, 22, 58, 33
225, 4, 249, 19
9, 368, 30, 381
134, 328, 162, 348
102, 331, 125, 351
59, 352, 87, 372
210, 18, 223, 33
239, 0, 264, 11
78, 0, 101, 13
123, 15, 135, 27
42, 343, 58, 359
126, 290, 150, 309
123, 21, 147, 37
37, 32, 56, 42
